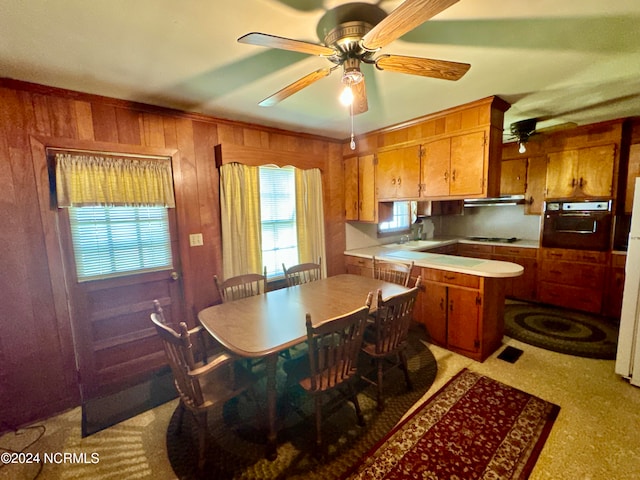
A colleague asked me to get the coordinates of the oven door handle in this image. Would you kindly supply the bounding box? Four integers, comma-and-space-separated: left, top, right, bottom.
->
556, 225, 597, 234
558, 212, 591, 217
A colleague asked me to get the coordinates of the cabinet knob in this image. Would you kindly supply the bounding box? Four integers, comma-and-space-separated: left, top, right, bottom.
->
397, 176, 401, 186
451, 170, 456, 182
444, 171, 448, 182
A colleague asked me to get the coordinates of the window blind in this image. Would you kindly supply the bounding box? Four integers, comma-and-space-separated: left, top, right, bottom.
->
259, 166, 299, 278
69, 206, 173, 281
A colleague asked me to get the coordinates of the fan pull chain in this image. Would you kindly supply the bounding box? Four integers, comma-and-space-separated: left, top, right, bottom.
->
349, 101, 356, 150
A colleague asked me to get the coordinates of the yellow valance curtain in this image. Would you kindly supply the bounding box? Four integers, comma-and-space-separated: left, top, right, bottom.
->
55, 153, 176, 207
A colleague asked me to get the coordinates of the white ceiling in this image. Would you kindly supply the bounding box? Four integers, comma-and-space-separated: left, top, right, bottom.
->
2, 0, 640, 140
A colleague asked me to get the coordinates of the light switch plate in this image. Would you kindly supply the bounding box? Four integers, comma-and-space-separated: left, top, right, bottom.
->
189, 233, 203, 247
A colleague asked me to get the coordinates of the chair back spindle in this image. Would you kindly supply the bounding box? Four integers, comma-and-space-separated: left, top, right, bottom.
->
283, 257, 322, 287
372, 256, 414, 287
214, 266, 267, 303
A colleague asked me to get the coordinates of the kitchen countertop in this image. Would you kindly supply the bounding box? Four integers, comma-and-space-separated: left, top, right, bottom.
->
345, 237, 526, 278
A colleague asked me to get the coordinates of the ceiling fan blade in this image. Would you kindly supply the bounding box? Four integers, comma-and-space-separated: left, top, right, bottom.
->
362, 0, 459, 51
238, 32, 335, 56
258, 67, 334, 107
352, 79, 368, 115
375, 54, 470, 80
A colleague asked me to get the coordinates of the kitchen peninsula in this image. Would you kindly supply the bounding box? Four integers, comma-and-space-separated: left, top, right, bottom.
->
345, 240, 524, 362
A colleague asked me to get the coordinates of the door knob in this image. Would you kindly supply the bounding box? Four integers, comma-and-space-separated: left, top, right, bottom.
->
170, 271, 180, 281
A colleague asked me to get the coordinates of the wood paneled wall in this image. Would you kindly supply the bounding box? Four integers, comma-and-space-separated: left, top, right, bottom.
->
0, 79, 345, 428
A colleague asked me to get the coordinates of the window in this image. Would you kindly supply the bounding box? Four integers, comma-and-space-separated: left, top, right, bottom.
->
68, 206, 173, 281
378, 201, 416, 234
259, 166, 299, 278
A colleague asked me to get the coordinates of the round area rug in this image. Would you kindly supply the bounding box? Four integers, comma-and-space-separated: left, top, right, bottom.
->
504, 303, 618, 359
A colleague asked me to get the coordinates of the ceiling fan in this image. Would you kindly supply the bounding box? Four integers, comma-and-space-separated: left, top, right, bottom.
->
507, 118, 578, 153
237, 0, 471, 116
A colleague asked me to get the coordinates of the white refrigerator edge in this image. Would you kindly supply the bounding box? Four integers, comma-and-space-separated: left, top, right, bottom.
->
615, 177, 640, 387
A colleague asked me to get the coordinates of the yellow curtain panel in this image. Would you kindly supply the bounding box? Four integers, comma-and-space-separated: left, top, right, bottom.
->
295, 168, 327, 277
219, 162, 263, 279
55, 153, 176, 207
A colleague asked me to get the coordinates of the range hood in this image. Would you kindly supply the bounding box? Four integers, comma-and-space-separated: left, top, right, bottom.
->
463, 195, 526, 207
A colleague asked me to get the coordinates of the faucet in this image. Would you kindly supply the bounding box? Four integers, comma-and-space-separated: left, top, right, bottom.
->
414, 224, 423, 241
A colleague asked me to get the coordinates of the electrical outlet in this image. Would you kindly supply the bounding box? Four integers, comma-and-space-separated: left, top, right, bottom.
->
189, 233, 203, 247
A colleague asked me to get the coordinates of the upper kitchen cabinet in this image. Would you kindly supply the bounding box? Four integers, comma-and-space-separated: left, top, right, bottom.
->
376, 145, 421, 200
422, 130, 489, 198
545, 144, 616, 198
499, 158, 528, 195
624, 143, 640, 213
344, 154, 392, 223
420, 137, 450, 197
347, 96, 510, 202
542, 120, 623, 200
501, 140, 546, 214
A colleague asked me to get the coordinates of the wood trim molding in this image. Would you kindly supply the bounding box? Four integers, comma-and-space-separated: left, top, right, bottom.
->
347, 95, 511, 141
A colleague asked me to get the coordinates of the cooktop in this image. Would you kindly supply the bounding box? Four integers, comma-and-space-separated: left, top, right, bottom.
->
468, 237, 519, 243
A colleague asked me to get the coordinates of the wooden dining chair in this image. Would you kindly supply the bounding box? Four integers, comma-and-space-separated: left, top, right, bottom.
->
282, 257, 322, 286
360, 277, 421, 411
150, 310, 255, 470
372, 256, 414, 287
153, 299, 211, 362
213, 267, 270, 366
282, 293, 372, 455
214, 266, 268, 303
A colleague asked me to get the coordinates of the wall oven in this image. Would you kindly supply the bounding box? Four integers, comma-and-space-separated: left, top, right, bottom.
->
542, 199, 612, 251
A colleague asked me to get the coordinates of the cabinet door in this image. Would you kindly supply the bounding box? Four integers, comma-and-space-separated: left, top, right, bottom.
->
447, 287, 480, 354
420, 282, 447, 346
511, 256, 537, 302
546, 150, 578, 198
376, 146, 420, 200
500, 158, 527, 195
577, 144, 615, 197
344, 156, 359, 221
421, 137, 450, 197
359, 154, 377, 222
602, 267, 625, 318
625, 143, 640, 213
375, 150, 398, 200
450, 131, 486, 196
525, 156, 546, 215
396, 145, 421, 198
491, 253, 515, 298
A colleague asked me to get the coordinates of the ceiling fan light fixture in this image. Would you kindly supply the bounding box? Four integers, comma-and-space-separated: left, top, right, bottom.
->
339, 84, 354, 106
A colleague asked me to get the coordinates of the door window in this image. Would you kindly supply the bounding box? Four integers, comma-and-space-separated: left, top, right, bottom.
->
68, 206, 173, 281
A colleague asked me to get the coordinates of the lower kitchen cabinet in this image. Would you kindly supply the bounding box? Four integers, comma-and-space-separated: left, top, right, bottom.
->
458, 244, 538, 302
538, 248, 607, 314
456, 243, 493, 259
344, 255, 373, 278
602, 252, 626, 318
491, 246, 538, 302
415, 267, 505, 362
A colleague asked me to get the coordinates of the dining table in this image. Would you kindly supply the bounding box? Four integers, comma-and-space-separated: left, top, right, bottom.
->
197, 273, 409, 459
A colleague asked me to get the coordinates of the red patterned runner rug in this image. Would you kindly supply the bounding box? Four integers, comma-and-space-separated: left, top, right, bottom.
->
344, 368, 560, 480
